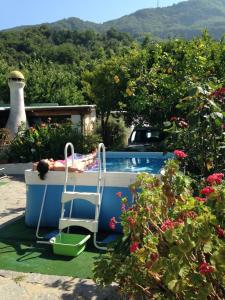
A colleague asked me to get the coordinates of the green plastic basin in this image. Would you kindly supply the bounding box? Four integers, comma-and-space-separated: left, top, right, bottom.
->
50, 232, 91, 257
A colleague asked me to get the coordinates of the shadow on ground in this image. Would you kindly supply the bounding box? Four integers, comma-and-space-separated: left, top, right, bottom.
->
0, 207, 24, 218
44, 277, 120, 300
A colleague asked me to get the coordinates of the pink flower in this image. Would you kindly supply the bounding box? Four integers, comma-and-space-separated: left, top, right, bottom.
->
199, 262, 214, 275
130, 242, 139, 253
195, 196, 206, 202
216, 225, 225, 238
109, 217, 116, 230
121, 203, 126, 212
200, 186, 215, 197
178, 120, 188, 128
116, 192, 122, 198
174, 150, 188, 159
161, 219, 175, 232
206, 173, 224, 185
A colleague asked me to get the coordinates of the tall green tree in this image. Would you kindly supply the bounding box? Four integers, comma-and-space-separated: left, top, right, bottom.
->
82, 55, 129, 144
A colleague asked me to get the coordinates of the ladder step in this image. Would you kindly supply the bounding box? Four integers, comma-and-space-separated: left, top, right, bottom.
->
62, 192, 100, 205
59, 218, 98, 232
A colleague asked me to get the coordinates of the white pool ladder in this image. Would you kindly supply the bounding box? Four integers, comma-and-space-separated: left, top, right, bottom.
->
59, 142, 107, 250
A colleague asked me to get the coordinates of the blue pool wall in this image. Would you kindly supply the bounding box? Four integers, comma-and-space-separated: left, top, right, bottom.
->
25, 152, 173, 233
25, 184, 133, 232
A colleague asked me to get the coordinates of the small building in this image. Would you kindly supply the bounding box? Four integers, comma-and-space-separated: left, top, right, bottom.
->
0, 70, 96, 136
0, 103, 96, 134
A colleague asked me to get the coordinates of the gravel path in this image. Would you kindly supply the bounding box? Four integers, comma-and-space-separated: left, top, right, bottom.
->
0, 176, 120, 300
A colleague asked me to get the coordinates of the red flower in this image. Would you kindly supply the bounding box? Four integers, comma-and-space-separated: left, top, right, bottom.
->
130, 242, 139, 253
199, 262, 214, 275
116, 192, 122, 198
174, 219, 184, 226
212, 87, 225, 99
161, 219, 175, 232
216, 225, 225, 238
174, 150, 188, 159
206, 173, 224, 185
200, 186, 215, 196
150, 252, 159, 262
109, 217, 116, 230
195, 196, 206, 202
145, 207, 151, 213
170, 116, 177, 121
127, 216, 136, 226
177, 211, 197, 221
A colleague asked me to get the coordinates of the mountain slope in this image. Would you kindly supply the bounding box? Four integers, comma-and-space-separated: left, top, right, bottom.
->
47, 17, 102, 32
4, 0, 225, 39
102, 0, 225, 38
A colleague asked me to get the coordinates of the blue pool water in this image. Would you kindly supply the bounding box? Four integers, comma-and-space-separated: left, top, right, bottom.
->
91, 157, 166, 173
90, 152, 173, 174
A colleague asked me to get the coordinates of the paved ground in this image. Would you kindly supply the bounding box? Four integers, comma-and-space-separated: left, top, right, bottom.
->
0, 176, 120, 300
0, 176, 26, 227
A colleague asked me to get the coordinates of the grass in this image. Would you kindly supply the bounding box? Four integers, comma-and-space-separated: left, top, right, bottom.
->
0, 217, 105, 278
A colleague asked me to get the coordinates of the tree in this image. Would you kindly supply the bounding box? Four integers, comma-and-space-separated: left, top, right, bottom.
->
82, 54, 131, 145
22, 59, 84, 105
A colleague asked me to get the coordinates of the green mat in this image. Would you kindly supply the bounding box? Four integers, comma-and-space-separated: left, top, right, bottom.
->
0, 218, 102, 278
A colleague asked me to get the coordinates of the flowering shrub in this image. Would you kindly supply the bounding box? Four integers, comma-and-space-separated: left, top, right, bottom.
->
93, 156, 225, 299
7, 122, 101, 162
165, 86, 225, 177
174, 150, 188, 159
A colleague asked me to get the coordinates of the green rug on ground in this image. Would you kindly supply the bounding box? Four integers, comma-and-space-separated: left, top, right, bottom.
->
0, 218, 102, 278
0, 181, 7, 187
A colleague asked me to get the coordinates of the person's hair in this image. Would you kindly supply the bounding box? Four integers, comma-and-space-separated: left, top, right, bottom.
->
37, 159, 49, 180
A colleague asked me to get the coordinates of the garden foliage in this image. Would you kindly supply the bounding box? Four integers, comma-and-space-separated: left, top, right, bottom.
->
95, 116, 128, 149
94, 154, 225, 299
165, 86, 225, 177
6, 121, 101, 162
1, 29, 225, 147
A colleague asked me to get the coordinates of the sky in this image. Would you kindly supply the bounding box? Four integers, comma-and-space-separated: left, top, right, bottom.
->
0, 0, 184, 30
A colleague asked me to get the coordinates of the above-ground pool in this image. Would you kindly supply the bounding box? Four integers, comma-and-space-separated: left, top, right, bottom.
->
25, 152, 173, 232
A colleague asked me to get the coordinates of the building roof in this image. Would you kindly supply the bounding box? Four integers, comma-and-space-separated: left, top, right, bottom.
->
0, 104, 96, 117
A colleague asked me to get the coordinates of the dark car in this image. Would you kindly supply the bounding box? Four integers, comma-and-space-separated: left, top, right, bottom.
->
127, 127, 166, 151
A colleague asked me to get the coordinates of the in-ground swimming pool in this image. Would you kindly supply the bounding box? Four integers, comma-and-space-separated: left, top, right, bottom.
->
25, 152, 173, 232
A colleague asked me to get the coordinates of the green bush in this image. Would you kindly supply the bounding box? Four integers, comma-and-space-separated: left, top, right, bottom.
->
94, 153, 225, 299
7, 121, 101, 162
96, 116, 128, 150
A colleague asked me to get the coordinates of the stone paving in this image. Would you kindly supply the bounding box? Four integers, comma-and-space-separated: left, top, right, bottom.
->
0, 176, 120, 300
0, 176, 26, 227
